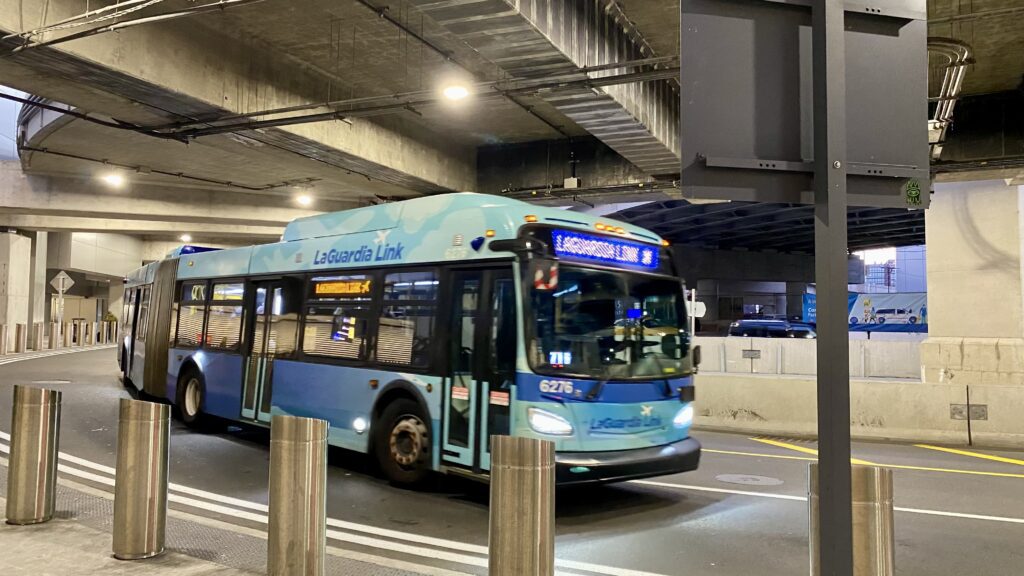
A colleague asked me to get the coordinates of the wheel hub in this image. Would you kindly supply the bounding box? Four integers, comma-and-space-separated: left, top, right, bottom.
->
185, 378, 200, 416
389, 416, 427, 468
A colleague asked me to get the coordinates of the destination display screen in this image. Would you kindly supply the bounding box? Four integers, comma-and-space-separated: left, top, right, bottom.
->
551, 230, 659, 270
312, 278, 372, 298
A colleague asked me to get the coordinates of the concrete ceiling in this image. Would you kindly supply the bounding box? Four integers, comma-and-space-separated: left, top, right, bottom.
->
928, 0, 1024, 96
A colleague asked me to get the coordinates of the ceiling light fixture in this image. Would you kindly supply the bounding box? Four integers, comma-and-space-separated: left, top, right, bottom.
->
180, 234, 192, 243
296, 194, 313, 207
442, 85, 470, 101
100, 172, 125, 188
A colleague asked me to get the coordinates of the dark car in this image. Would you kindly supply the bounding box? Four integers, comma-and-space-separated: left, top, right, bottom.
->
727, 319, 817, 338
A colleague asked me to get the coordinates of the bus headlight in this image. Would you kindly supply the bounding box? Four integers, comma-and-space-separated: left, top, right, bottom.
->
673, 405, 694, 429
527, 408, 574, 436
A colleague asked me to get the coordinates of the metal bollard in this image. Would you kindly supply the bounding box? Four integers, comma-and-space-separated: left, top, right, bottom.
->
268, 415, 328, 576
489, 436, 556, 576
809, 463, 895, 576
5, 385, 62, 525
113, 399, 170, 560
31, 323, 44, 351
14, 323, 27, 353
48, 322, 58, 349
62, 323, 72, 348
0, 324, 7, 355
99, 322, 108, 344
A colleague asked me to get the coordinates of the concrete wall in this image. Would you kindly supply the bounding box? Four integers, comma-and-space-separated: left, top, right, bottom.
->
48, 232, 142, 278
693, 373, 986, 446
696, 336, 922, 379
921, 180, 1024, 387
0, 232, 31, 332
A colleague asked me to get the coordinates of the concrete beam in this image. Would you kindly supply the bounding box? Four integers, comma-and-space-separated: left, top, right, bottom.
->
0, 1, 476, 194
0, 161, 333, 234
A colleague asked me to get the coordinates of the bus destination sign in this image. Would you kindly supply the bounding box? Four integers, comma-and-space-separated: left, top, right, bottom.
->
551, 230, 659, 269
314, 279, 372, 297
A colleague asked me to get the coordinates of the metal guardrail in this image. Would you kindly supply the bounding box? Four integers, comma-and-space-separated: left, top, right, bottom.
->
5, 385, 62, 525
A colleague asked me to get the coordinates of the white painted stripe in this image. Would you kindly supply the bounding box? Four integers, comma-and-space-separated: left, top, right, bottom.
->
630, 479, 807, 502
632, 479, 1024, 525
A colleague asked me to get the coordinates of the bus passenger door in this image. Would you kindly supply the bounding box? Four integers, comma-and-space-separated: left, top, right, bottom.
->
241, 280, 299, 423
442, 268, 514, 472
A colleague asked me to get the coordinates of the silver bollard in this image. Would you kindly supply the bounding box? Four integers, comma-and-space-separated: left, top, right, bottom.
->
99, 322, 108, 344
14, 323, 27, 353
809, 463, 895, 576
62, 322, 72, 348
268, 415, 328, 576
113, 399, 170, 560
489, 436, 555, 576
5, 385, 62, 525
48, 322, 58, 349
0, 324, 7, 355
31, 323, 44, 351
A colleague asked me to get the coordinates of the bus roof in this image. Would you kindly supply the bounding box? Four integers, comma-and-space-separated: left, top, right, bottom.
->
173, 192, 667, 280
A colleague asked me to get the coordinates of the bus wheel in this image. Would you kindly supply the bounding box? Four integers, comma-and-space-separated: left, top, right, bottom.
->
177, 369, 206, 429
375, 398, 430, 486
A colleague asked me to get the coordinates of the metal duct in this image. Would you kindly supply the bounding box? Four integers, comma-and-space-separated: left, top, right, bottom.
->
409, 0, 680, 176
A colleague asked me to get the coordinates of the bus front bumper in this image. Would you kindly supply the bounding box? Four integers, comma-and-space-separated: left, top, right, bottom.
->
555, 437, 701, 485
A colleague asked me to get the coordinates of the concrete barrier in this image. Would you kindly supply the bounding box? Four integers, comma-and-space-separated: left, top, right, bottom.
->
694, 373, 971, 445
696, 337, 920, 380
966, 385, 1024, 449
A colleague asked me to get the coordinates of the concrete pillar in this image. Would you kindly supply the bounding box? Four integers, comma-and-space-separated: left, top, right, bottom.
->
921, 180, 1024, 385
26, 231, 47, 347
0, 232, 32, 332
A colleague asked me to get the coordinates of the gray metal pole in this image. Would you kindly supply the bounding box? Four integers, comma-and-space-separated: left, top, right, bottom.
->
14, 324, 27, 353
113, 399, 170, 560
5, 385, 62, 525
268, 414, 328, 576
489, 436, 555, 576
812, 0, 853, 574
809, 464, 894, 575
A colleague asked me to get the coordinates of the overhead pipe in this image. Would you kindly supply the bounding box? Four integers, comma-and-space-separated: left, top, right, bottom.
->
927, 38, 972, 159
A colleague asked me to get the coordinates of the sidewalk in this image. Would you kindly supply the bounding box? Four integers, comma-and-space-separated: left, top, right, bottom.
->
0, 460, 452, 576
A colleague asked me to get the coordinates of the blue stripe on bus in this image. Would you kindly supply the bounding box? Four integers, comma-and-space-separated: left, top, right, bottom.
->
515, 372, 692, 404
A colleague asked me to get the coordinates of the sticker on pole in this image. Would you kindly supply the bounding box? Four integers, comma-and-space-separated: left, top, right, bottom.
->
50, 270, 74, 292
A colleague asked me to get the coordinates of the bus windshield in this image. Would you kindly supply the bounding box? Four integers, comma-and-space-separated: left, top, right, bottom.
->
526, 264, 689, 380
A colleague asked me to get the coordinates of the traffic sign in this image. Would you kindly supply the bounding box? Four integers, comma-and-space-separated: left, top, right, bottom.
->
50, 270, 74, 293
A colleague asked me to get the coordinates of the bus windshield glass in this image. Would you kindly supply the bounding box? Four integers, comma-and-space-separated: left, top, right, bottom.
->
527, 264, 689, 380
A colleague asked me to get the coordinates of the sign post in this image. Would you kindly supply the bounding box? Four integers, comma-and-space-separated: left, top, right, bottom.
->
50, 271, 74, 338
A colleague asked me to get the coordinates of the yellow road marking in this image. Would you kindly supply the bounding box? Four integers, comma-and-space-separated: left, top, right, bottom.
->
915, 444, 1024, 467
749, 437, 876, 465
701, 438, 1024, 479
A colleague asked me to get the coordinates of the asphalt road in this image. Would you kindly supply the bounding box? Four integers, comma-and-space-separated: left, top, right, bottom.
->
2, 348, 1023, 575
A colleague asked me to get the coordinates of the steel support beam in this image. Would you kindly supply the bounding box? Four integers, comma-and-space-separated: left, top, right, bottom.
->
812, 0, 853, 574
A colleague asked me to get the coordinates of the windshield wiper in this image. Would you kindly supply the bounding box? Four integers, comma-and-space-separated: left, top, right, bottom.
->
586, 376, 610, 400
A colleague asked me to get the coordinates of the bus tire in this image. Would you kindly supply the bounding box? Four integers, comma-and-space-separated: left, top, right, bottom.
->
374, 398, 431, 486
177, 368, 207, 429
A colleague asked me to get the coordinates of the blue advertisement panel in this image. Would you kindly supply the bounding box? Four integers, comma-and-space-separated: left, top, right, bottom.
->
802, 293, 927, 332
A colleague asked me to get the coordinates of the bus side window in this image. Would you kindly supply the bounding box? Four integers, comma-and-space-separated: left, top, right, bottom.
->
177, 281, 208, 347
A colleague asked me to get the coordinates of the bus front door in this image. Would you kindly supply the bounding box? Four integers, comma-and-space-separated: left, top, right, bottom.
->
241, 281, 299, 423
442, 268, 515, 473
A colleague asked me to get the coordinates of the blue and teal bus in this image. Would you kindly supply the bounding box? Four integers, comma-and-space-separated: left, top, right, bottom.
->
119, 193, 701, 484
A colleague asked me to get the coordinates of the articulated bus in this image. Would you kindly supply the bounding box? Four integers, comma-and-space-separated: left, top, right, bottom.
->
119, 193, 701, 485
